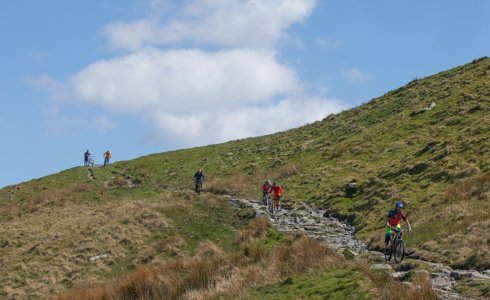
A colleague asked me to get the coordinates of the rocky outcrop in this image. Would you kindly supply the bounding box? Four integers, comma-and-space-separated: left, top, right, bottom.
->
233, 198, 366, 253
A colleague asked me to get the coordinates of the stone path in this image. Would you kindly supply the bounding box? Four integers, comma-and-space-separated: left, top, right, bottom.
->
232, 198, 490, 300
233, 198, 366, 253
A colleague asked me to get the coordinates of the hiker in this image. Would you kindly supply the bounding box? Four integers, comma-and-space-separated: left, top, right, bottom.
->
103, 150, 111, 167
84, 150, 91, 167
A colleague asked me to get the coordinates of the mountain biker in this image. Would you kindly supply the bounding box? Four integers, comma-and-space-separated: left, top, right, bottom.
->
261, 180, 272, 205
385, 201, 412, 249
84, 150, 91, 167
194, 168, 205, 193
103, 150, 111, 167
271, 182, 283, 210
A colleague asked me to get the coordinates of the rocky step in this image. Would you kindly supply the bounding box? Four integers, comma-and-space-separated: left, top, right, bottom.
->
235, 198, 367, 254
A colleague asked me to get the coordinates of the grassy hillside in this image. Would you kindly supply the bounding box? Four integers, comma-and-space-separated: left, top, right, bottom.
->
0, 167, 245, 298
0, 57, 488, 299
112, 57, 489, 268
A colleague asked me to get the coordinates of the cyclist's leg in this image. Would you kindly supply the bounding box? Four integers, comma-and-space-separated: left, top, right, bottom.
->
393, 224, 401, 238
384, 226, 392, 249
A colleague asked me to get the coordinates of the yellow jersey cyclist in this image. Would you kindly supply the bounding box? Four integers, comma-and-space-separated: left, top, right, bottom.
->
385, 202, 412, 249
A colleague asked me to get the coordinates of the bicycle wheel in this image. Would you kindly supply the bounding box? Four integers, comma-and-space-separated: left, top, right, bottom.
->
268, 198, 274, 215
394, 240, 405, 263
384, 243, 392, 261
195, 182, 202, 194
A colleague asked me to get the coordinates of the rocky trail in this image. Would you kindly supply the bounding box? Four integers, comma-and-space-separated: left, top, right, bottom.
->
231, 198, 490, 300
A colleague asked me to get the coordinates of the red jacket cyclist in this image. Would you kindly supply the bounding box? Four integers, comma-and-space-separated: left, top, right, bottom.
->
385, 202, 412, 249
271, 182, 283, 210
261, 180, 272, 204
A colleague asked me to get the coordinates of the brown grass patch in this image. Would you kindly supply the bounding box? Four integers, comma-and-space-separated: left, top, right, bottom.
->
56, 221, 344, 300
359, 262, 437, 300
411, 173, 490, 268
276, 163, 303, 179
445, 173, 489, 202
0, 197, 170, 299
26, 183, 92, 212
234, 216, 270, 244
206, 174, 255, 195
272, 236, 343, 277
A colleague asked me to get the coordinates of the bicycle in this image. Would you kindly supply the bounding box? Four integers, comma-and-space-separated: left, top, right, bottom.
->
262, 191, 270, 206
268, 195, 275, 216
268, 195, 281, 217
195, 180, 203, 195
88, 155, 95, 167
384, 228, 406, 263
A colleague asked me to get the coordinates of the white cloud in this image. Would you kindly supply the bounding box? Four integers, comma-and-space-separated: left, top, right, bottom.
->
104, 0, 317, 50
70, 48, 299, 113
315, 38, 343, 49
62, 46, 343, 146
342, 68, 372, 82
29, 75, 68, 101
150, 96, 344, 147
36, 0, 346, 147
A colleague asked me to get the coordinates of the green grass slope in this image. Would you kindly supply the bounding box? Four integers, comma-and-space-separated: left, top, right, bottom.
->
111, 57, 489, 268
0, 57, 488, 299
0, 167, 245, 298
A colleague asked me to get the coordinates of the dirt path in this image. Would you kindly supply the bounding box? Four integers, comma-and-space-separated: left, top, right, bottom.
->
87, 168, 95, 180
232, 198, 489, 300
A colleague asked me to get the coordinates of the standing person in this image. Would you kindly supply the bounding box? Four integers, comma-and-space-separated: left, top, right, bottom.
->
261, 180, 272, 205
194, 168, 205, 194
103, 150, 111, 167
384, 202, 412, 250
271, 182, 283, 210
84, 150, 91, 167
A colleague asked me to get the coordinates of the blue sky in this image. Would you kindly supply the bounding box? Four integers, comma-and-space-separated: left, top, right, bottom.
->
1, 0, 489, 188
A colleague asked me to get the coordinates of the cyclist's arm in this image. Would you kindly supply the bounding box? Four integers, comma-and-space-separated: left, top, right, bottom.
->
405, 219, 412, 232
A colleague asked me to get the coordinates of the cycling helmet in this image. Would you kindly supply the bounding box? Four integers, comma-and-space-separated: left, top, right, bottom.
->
395, 202, 404, 208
